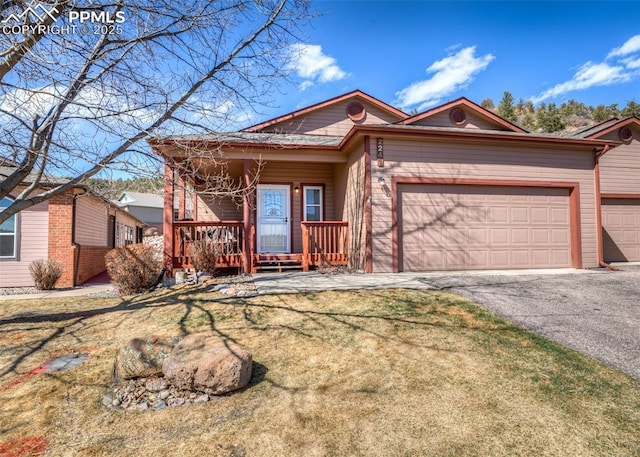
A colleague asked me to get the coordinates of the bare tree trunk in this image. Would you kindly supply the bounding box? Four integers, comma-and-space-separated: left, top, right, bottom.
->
0, 0, 310, 223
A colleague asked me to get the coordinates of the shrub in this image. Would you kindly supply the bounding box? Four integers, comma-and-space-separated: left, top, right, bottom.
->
29, 259, 63, 290
106, 243, 162, 295
190, 239, 218, 275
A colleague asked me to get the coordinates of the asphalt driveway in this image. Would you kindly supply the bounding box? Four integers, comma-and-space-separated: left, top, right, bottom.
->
255, 267, 640, 379
418, 267, 640, 380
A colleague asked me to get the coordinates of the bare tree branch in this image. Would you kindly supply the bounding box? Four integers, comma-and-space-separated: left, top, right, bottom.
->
0, 0, 310, 222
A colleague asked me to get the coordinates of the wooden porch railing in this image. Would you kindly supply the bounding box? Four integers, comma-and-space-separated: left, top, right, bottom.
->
173, 221, 244, 269
301, 221, 349, 271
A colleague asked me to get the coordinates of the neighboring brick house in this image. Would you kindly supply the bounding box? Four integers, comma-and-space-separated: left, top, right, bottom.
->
0, 167, 145, 288
115, 191, 164, 235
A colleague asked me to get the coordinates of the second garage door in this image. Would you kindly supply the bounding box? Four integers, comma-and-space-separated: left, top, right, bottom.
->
399, 184, 572, 271
602, 198, 640, 262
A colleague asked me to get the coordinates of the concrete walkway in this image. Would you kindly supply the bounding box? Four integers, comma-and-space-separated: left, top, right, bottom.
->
252, 268, 590, 295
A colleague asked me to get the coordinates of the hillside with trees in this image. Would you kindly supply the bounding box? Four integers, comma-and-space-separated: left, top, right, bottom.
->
481, 92, 640, 133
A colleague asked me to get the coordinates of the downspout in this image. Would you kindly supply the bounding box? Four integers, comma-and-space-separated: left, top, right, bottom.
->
72, 193, 82, 286
594, 145, 618, 271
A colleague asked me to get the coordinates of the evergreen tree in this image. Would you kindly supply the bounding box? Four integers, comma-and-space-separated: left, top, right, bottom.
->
497, 91, 517, 123
621, 100, 640, 118
480, 97, 495, 111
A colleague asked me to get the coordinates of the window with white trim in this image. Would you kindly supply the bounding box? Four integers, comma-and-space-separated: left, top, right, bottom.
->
303, 186, 323, 221
0, 197, 17, 258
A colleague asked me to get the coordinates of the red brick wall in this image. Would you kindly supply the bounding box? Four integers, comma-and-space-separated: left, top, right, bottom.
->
47, 192, 76, 287
76, 246, 110, 284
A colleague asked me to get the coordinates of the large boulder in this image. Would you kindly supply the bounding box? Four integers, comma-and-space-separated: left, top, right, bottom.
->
162, 334, 252, 395
114, 336, 179, 381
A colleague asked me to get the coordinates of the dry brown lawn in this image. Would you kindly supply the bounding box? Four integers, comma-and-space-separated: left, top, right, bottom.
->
0, 285, 639, 456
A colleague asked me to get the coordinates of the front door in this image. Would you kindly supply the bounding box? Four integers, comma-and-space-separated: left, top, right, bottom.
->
257, 184, 290, 253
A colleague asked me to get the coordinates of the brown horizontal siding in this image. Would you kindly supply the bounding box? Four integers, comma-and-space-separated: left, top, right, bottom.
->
335, 147, 366, 270
0, 201, 49, 288
370, 137, 597, 272
410, 110, 502, 130
196, 194, 243, 222
599, 136, 640, 194
263, 99, 401, 136
75, 196, 108, 247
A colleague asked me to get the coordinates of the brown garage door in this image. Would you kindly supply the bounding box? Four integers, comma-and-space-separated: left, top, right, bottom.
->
602, 198, 640, 262
399, 184, 572, 271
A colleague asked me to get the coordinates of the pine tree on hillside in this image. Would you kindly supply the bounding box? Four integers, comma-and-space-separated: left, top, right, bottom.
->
621, 100, 640, 117
497, 91, 517, 123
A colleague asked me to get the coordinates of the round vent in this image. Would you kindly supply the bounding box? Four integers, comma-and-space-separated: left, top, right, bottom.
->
619, 126, 633, 142
449, 108, 466, 125
346, 102, 366, 122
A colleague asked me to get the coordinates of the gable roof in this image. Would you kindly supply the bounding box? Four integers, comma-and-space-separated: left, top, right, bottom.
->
0, 165, 70, 187
398, 97, 527, 133
242, 89, 408, 133
570, 116, 640, 139
117, 191, 164, 209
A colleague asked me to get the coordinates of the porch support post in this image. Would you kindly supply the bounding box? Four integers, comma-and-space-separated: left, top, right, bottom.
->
178, 174, 186, 219
163, 161, 175, 277
243, 159, 252, 274
364, 136, 373, 273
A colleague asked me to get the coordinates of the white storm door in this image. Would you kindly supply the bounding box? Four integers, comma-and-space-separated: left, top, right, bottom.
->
257, 184, 290, 253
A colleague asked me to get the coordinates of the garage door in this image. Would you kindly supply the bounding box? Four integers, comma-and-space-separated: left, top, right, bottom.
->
602, 198, 640, 262
399, 184, 572, 271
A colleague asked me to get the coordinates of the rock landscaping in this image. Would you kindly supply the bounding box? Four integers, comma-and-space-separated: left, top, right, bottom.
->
106, 334, 253, 410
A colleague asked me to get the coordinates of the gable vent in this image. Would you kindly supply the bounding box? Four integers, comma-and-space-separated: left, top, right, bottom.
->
346, 102, 366, 122
619, 126, 633, 142
449, 108, 466, 125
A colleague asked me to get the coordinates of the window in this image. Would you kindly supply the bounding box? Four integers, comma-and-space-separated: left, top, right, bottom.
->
115, 221, 134, 246
303, 186, 323, 221
0, 197, 17, 258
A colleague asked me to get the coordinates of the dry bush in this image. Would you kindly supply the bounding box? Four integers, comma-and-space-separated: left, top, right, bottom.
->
190, 239, 218, 275
28, 259, 63, 290
106, 244, 163, 295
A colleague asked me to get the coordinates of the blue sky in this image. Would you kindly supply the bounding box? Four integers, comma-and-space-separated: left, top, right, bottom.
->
259, 0, 640, 122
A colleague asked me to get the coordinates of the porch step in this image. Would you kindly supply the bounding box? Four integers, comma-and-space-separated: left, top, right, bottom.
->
254, 254, 303, 273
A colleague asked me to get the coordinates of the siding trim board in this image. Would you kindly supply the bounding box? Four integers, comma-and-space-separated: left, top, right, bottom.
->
601, 193, 640, 199
390, 177, 582, 272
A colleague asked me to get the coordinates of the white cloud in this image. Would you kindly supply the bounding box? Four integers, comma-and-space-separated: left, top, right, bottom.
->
287, 43, 348, 89
395, 46, 494, 110
532, 34, 640, 103
531, 61, 630, 103
607, 34, 640, 59
622, 56, 640, 69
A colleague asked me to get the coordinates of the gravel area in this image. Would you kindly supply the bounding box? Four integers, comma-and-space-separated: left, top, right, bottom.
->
0, 287, 73, 296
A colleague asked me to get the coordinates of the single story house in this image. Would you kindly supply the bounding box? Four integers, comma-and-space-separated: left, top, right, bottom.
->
116, 191, 165, 235
0, 166, 145, 288
148, 90, 638, 275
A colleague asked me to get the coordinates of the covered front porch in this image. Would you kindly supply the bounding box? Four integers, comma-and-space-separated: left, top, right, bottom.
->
163, 157, 353, 275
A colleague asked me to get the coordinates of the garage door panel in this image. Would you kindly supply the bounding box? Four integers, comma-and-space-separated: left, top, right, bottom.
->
532, 228, 549, 243
489, 207, 509, 223
511, 207, 529, 223
400, 184, 571, 271
511, 228, 530, 244
602, 198, 640, 262
532, 250, 550, 266
467, 228, 488, 245
550, 207, 569, 224
531, 207, 549, 223
445, 250, 465, 268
